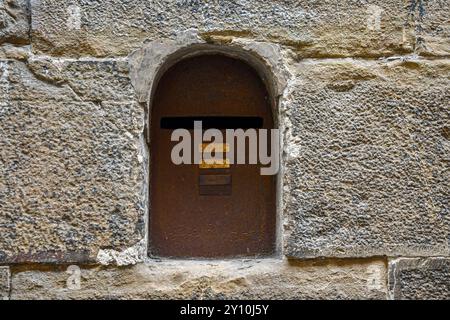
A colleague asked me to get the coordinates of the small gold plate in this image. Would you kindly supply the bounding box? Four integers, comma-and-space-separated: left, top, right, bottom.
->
199, 143, 230, 152
199, 159, 230, 169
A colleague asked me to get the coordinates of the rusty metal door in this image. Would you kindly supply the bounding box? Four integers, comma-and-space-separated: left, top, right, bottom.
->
150, 55, 276, 258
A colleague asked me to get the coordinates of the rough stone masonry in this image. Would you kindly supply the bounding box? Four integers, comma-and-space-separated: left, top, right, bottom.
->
0, 0, 449, 299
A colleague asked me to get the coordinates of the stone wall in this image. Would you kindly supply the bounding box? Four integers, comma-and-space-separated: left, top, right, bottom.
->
0, 0, 449, 299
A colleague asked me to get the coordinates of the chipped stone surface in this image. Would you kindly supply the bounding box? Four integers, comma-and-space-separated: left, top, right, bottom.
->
0, 0, 30, 45
0, 44, 30, 60
405, 0, 450, 57
0, 266, 10, 299
389, 258, 450, 299
283, 58, 450, 258
96, 239, 146, 266
30, 0, 417, 58
1, 58, 135, 102
1, 59, 78, 102
10, 259, 387, 299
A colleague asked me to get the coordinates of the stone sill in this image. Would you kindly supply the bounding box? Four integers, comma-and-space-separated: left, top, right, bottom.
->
5, 258, 387, 299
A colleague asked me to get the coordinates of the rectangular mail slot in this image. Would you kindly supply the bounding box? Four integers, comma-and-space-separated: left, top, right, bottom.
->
160, 116, 263, 129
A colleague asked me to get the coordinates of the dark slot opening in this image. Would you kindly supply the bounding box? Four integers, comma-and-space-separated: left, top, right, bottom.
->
160, 116, 263, 129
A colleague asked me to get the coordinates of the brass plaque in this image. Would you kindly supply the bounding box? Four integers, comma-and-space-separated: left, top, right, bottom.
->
199, 143, 229, 152
199, 159, 230, 169
199, 143, 230, 168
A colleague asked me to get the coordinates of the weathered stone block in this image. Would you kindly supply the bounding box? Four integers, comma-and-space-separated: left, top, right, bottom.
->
30, 0, 416, 58
284, 59, 450, 258
29, 58, 136, 102
0, 100, 145, 263
389, 258, 450, 299
1, 59, 78, 102
10, 259, 387, 299
0, 0, 30, 45
0, 266, 10, 299
1, 58, 135, 102
0, 55, 140, 264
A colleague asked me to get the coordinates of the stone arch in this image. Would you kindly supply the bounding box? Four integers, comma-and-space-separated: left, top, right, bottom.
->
130, 41, 287, 258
